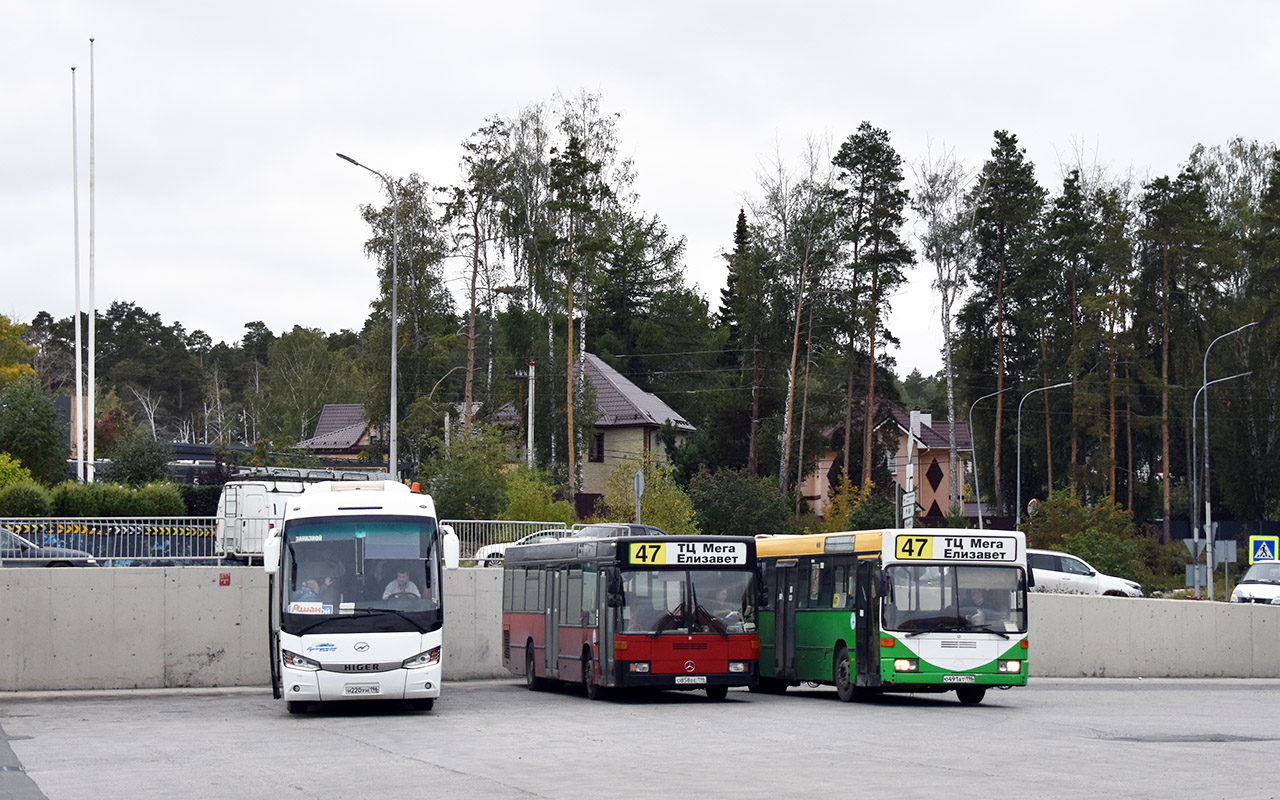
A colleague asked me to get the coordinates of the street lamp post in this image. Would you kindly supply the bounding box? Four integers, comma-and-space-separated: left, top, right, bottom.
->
1191, 370, 1252, 596
337, 152, 399, 481
968, 387, 1012, 530
1016, 381, 1071, 528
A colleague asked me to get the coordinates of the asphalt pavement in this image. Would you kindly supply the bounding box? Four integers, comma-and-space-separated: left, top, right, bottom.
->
1, 678, 1277, 799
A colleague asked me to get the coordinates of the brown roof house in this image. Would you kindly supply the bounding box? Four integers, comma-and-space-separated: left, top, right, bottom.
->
578, 353, 695, 517
291, 404, 378, 460
798, 402, 973, 523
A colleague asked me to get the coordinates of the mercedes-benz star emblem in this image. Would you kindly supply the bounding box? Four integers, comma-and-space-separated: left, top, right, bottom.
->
354, 642, 370, 652
684, 660, 696, 673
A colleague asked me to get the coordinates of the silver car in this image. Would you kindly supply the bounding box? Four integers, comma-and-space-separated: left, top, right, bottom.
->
1, 526, 99, 567
474, 528, 572, 567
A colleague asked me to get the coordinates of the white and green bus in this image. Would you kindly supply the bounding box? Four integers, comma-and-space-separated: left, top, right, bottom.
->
756, 528, 1029, 704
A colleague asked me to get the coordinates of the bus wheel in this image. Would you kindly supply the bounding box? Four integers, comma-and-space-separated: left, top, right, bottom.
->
834, 645, 856, 702
286, 701, 308, 714
525, 645, 546, 691
706, 685, 729, 701
583, 655, 603, 701
411, 698, 434, 711
956, 686, 986, 705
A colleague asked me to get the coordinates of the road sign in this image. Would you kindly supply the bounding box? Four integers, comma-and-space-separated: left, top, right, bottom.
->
1249, 535, 1278, 564
901, 490, 916, 530
1185, 564, 1208, 586
633, 471, 645, 524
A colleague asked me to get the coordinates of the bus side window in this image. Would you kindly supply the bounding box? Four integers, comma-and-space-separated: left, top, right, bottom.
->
502, 567, 513, 612
566, 568, 583, 626
582, 564, 598, 625
761, 562, 776, 611
512, 568, 527, 612
524, 568, 540, 611
832, 560, 855, 610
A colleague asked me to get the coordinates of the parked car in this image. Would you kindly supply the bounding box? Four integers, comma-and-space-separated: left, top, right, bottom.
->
1, 526, 99, 567
474, 528, 572, 567
1027, 548, 1141, 597
569, 523, 669, 539
1229, 561, 1280, 604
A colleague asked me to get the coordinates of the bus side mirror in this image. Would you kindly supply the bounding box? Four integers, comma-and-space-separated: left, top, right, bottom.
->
877, 573, 892, 601
606, 567, 625, 606
263, 534, 281, 575
1026, 566, 1035, 588
441, 524, 460, 569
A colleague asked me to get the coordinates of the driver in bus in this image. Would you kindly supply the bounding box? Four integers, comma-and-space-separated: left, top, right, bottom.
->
959, 588, 988, 625
383, 568, 421, 599
709, 586, 739, 620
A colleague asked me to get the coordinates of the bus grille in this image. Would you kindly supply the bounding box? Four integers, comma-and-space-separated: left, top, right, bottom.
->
940, 640, 977, 649
672, 642, 708, 651
503, 630, 510, 660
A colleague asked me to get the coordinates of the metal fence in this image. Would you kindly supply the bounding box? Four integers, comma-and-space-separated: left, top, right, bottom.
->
1, 517, 564, 565
1, 517, 220, 565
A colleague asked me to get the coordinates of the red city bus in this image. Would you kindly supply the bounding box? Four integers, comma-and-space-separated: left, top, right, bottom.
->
502, 535, 760, 700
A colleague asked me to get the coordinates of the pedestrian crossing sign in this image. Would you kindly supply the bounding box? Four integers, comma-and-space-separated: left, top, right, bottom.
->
1248, 535, 1279, 564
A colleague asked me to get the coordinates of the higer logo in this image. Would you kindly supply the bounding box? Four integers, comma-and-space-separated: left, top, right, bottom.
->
343, 664, 380, 672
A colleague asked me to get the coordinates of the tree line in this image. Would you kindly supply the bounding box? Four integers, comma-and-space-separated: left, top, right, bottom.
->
8, 89, 1280, 541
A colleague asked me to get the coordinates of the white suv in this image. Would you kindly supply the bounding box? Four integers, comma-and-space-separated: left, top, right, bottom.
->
1027, 548, 1142, 597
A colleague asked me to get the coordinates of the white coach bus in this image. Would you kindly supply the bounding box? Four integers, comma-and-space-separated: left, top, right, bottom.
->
263, 481, 459, 713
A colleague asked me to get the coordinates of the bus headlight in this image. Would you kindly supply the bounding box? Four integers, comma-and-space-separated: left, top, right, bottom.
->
628, 662, 651, 673
282, 650, 320, 671
998, 660, 1023, 674
402, 647, 441, 669
728, 661, 747, 673
893, 658, 919, 673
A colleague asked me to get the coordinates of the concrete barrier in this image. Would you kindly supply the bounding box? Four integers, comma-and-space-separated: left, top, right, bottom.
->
3, 568, 1279, 691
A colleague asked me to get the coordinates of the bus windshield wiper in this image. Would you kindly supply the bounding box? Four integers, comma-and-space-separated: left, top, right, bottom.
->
904, 622, 967, 637
361, 607, 431, 633
963, 624, 1010, 639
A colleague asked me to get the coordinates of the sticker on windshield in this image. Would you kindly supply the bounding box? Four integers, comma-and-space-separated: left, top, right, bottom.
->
288, 602, 332, 614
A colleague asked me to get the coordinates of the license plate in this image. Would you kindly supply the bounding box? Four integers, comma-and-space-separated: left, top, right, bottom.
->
943, 675, 975, 684
674, 676, 707, 685
344, 684, 381, 696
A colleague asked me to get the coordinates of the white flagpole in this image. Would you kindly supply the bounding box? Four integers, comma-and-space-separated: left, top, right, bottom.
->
86, 37, 96, 482
71, 65, 84, 482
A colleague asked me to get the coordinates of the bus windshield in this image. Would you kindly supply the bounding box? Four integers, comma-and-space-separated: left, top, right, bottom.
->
619, 569, 756, 635
281, 514, 441, 635
882, 564, 1026, 635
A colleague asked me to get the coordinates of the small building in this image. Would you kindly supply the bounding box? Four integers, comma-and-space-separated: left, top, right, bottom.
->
577, 353, 695, 517
291, 404, 377, 461
799, 402, 973, 524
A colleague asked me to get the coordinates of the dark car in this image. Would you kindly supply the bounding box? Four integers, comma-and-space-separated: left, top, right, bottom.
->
570, 523, 669, 539
1, 526, 99, 567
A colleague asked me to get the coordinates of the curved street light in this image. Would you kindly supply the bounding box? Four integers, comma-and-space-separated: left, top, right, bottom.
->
337, 153, 399, 481
967, 387, 1012, 530
1199, 321, 1255, 600
1191, 369, 1252, 597
1016, 381, 1071, 528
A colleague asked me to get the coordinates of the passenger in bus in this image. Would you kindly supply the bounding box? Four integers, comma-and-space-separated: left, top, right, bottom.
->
383, 569, 421, 599
295, 578, 323, 603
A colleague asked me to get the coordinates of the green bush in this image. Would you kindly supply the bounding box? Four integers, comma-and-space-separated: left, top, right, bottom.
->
500, 468, 574, 525
180, 484, 224, 516
0, 480, 52, 516
0, 452, 33, 491
1022, 489, 1135, 549
136, 482, 186, 515
51, 481, 101, 516
688, 467, 793, 536
1060, 526, 1142, 583
93, 483, 147, 516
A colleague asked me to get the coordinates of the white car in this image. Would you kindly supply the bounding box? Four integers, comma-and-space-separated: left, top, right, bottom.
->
1027, 548, 1142, 597
474, 529, 572, 567
1229, 562, 1280, 604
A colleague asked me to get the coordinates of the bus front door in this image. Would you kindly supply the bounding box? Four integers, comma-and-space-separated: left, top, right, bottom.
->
544, 567, 560, 679
854, 559, 881, 687
774, 559, 798, 680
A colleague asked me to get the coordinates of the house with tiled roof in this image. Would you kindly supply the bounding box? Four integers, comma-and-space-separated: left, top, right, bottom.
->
291, 404, 377, 459
578, 353, 695, 516
799, 401, 973, 523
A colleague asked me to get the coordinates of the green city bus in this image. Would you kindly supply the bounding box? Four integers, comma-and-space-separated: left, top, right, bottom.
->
755, 529, 1029, 705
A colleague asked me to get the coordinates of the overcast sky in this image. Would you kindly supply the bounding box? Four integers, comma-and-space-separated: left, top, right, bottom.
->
4, 1, 1278, 379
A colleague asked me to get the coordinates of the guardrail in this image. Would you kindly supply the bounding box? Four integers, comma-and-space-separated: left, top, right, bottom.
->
1, 517, 219, 564
1, 517, 566, 565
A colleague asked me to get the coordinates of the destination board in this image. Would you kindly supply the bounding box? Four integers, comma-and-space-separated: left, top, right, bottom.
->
893, 534, 1017, 563
628, 540, 747, 566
